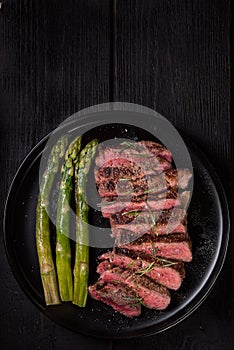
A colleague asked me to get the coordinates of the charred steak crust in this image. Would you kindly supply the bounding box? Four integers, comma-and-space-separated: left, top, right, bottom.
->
109, 208, 186, 226
95, 159, 145, 181
96, 141, 172, 165
97, 261, 170, 295
95, 167, 192, 198
99, 249, 185, 290
88, 282, 141, 317
95, 143, 172, 172
137, 141, 172, 162
118, 235, 192, 262
115, 248, 185, 274
109, 208, 188, 237
111, 225, 187, 240
100, 197, 182, 218
127, 231, 191, 244
98, 263, 171, 310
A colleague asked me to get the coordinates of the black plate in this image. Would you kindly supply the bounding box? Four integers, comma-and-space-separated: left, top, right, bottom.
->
4, 122, 229, 339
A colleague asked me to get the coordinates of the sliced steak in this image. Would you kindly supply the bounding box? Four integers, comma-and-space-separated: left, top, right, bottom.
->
101, 199, 181, 218
99, 187, 178, 209
98, 261, 171, 310
110, 208, 187, 235
101, 190, 190, 218
100, 188, 179, 205
138, 141, 172, 162
95, 142, 172, 168
111, 223, 187, 240
99, 249, 185, 290
95, 158, 145, 182
90, 141, 193, 317
117, 232, 192, 262
101, 197, 182, 218
118, 231, 189, 244
96, 168, 192, 198
88, 281, 141, 317
95, 157, 171, 183
96, 173, 149, 198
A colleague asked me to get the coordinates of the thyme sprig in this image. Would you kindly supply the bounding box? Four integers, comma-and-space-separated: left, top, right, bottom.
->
143, 214, 153, 232
126, 261, 135, 268
130, 153, 154, 158
142, 185, 161, 194
122, 210, 140, 217
134, 257, 177, 275
145, 202, 157, 231
151, 242, 159, 258
122, 296, 145, 306
119, 141, 139, 149
111, 279, 121, 284
135, 262, 155, 276
155, 257, 177, 267
96, 200, 117, 207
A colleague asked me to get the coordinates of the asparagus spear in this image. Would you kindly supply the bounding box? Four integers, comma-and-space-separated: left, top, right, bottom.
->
73, 139, 98, 307
36, 136, 68, 305
56, 136, 82, 301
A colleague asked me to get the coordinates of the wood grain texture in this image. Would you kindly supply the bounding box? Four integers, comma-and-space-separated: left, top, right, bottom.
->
113, 0, 233, 349
115, 0, 231, 187
0, 0, 112, 349
0, 0, 233, 349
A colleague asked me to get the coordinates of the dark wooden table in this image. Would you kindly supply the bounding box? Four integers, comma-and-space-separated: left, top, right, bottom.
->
0, 1, 233, 349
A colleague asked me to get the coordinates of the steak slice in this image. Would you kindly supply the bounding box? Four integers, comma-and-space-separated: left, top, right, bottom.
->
117, 232, 192, 262
98, 261, 171, 310
95, 158, 145, 181
100, 190, 190, 218
100, 197, 182, 218
96, 173, 149, 198
88, 281, 141, 317
138, 141, 172, 162
110, 208, 187, 223
110, 208, 187, 235
99, 249, 185, 290
111, 223, 187, 241
95, 142, 172, 169
99, 187, 178, 210
96, 157, 171, 183
96, 168, 192, 198
100, 188, 179, 205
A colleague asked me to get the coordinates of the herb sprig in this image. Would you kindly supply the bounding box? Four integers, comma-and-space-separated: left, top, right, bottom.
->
135, 262, 155, 276
122, 210, 140, 216
96, 200, 117, 207
122, 296, 145, 306
130, 153, 154, 158
155, 258, 177, 267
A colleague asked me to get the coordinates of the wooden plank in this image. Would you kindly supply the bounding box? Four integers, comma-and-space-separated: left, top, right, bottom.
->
231, 0, 234, 305
0, 0, 112, 348
113, 0, 233, 349
115, 0, 231, 185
